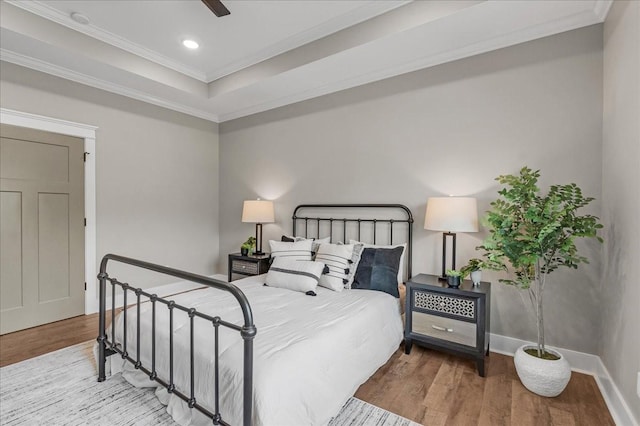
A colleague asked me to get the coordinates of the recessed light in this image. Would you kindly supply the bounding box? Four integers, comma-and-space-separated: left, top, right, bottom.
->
70, 12, 90, 25
182, 39, 199, 50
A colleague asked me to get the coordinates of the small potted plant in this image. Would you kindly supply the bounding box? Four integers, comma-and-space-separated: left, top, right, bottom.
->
460, 258, 504, 286
460, 258, 484, 286
240, 236, 256, 256
445, 269, 463, 288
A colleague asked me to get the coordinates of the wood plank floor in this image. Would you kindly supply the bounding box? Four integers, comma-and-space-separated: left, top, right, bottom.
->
0, 311, 117, 368
0, 314, 615, 425
355, 347, 615, 426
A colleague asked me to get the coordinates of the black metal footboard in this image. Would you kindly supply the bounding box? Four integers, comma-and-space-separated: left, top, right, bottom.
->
96, 254, 256, 426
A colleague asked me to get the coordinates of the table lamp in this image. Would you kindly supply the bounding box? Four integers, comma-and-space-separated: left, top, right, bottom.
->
242, 199, 274, 256
424, 197, 478, 279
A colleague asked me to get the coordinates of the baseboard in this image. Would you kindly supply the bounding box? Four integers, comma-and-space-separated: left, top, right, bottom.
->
593, 359, 640, 426
489, 333, 602, 373
490, 333, 638, 426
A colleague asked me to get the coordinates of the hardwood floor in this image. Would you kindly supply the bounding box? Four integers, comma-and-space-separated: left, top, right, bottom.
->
0, 311, 117, 368
0, 314, 615, 425
355, 346, 615, 426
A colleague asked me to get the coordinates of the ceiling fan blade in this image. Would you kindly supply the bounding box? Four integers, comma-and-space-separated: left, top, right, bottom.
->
202, 0, 230, 17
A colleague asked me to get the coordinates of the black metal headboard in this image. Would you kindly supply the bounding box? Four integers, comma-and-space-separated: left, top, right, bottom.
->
292, 204, 414, 280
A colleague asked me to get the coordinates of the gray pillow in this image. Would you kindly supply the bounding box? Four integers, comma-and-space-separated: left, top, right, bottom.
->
351, 247, 404, 298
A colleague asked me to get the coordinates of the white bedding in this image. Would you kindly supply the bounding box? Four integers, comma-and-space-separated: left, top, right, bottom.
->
106, 274, 403, 426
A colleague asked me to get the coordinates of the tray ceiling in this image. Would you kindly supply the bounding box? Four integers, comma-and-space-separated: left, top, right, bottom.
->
0, 0, 612, 122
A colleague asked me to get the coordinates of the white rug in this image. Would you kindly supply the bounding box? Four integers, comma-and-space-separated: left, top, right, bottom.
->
0, 341, 420, 426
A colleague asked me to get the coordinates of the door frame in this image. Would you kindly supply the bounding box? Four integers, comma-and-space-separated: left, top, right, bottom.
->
1, 108, 98, 314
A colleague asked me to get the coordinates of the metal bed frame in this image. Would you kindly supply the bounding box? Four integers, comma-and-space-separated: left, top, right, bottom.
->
293, 204, 414, 279
96, 204, 413, 426
96, 254, 255, 426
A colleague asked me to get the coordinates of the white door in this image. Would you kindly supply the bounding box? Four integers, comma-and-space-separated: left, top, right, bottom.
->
0, 124, 85, 334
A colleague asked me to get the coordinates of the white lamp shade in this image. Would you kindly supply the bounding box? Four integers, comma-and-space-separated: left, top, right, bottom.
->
424, 197, 478, 232
242, 200, 275, 223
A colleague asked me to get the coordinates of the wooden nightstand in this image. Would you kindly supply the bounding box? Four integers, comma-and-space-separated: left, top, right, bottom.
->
405, 273, 491, 377
228, 253, 271, 282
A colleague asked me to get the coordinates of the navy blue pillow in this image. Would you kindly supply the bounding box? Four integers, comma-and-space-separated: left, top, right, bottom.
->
352, 246, 403, 297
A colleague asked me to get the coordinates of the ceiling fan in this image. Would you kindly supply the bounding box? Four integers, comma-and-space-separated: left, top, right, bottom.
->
201, 0, 231, 17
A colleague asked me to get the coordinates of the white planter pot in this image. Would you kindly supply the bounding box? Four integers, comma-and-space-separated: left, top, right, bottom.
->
470, 270, 482, 286
514, 345, 571, 397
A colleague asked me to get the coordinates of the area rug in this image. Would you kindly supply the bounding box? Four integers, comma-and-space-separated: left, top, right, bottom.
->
0, 341, 419, 426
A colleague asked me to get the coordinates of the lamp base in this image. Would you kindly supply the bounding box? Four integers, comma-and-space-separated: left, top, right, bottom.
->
437, 275, 447, 282
440, 231, 458, 279
253, 250, 265, 256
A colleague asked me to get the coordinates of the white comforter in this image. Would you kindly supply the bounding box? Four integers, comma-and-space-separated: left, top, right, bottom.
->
107, 274, 403, 426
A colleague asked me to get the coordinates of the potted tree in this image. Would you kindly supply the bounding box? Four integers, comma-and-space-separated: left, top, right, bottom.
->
479, 167, 602, 397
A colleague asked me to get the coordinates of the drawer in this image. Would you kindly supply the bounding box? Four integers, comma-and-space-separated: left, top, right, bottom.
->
411, 311, 476, 347
413, 290, 476, 320
232, 260, 258, 274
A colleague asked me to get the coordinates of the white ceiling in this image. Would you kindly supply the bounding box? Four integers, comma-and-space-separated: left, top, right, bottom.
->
0, 0, 612, 123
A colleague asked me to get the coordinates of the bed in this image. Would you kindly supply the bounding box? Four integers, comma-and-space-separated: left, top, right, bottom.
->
97, 204, 414, 426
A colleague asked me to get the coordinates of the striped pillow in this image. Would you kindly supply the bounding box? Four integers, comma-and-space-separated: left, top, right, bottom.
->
344, 243, 364, 289
315, 243, 356, 292
265, 258, 324, 294
269, 239, 313, 261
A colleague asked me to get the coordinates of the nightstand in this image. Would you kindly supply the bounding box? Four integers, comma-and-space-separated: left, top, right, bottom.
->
405, 273, 491, 377
228, 253, 271, 282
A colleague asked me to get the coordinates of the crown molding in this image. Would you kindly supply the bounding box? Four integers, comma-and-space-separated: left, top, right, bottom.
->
0, 49, 219, 122
204, 1, 411, 82
594, 0, 614, 21
5, 0, 209, 82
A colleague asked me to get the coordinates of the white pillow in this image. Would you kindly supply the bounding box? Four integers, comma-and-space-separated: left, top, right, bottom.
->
269, 239, 313, 261
344, 243, 364, 289
315, 243, 356, 292
265, 258, 324, 294
349, 240, 407, 284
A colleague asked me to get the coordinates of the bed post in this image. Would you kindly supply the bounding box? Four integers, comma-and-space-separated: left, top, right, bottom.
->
242, 324, 257, 426
97, 257, 109, 382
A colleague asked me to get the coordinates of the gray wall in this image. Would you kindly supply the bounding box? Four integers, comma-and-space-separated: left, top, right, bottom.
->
602, 1, 640, 422
220, 25, 604, 354
0, 62, 220, 290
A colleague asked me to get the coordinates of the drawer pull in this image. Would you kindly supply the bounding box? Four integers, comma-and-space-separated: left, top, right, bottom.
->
432, 324, 453, 333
